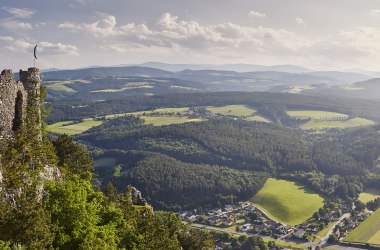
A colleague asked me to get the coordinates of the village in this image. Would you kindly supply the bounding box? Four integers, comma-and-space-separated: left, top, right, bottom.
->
179, 201, 372, 247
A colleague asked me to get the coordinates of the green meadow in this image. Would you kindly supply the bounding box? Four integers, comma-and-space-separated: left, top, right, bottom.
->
207, 105, 256, 117
287, 110, 374, 130
252, 178, 324, 226
343, 208, 380, 246
47, 118, 103, 135
358, 188, 380, 203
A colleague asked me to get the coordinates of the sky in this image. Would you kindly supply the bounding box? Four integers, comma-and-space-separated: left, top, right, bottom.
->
2, 0, 380, 71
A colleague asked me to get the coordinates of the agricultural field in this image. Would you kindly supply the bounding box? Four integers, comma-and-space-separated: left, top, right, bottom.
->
44, 80, 77, 93
287, 110, 349, 119
91, 84, 154, 93
47, 118, 103, 135
343, 208, 380, 246
244, 115, 271, 123
287, 110, 375, 130
299, 117, 375, 130
358, 188, 380, 203
141, 116, 203, 126
207, 105, 256, 117
251, 178, 324, 226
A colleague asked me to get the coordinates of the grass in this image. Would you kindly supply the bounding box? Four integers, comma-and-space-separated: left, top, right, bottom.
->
300, 117, 375, 130
316, 222, 336, 237
244, 115, 271, 123
287, 110, 375, 130
45, 80, 76, 93
47, 118, 103, 135
91, 85, 154, 93
358, 188, 380, 203
343, 208, 380, 245
141, 116, 203, 126
251, 178, 324, 226
207, 105, 256, 117
287, 110, 348, 119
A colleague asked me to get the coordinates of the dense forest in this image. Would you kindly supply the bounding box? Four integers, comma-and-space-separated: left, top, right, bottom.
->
76, 116, 380, 207
0, 89, 214, 249
46, 92, 380, 124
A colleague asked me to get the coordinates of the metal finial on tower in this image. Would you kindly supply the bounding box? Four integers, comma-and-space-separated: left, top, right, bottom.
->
33, 44, 38, 67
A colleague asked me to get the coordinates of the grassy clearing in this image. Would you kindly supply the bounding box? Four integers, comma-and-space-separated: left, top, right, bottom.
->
300, 117, 375, 130
287, 110, 348, 119
91, 85, 154, 93
141, 116, 203, 126
207, 105, 256, 117
358, 188, 380, 203
252, 178, 324, 226
45, 80, 76, 93
316, 222, 336, 237
343, 208, 380, 245
287, 110, 375, 130
47, 119, 103, 135
244, 115, 271, 123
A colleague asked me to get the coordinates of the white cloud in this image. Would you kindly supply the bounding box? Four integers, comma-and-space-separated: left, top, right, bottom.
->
6, 40, 33, 52
73, 0, 91, 5
0, 36, 14, 41
1, 21, 32, 31
370, 9, 380, 16
248, 11, 266, 18
2, 7, 35, 19
296, 17, 307, 26
57, 12, 380, 68
6, 40, 79, 56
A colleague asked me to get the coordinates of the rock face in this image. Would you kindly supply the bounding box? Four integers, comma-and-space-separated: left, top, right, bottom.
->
0, 68, 41, 139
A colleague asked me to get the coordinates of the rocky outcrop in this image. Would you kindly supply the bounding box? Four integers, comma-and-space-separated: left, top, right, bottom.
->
0, 68, 41, 139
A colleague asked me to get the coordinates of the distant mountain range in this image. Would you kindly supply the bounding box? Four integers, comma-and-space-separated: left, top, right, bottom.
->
39, 64, 380, 101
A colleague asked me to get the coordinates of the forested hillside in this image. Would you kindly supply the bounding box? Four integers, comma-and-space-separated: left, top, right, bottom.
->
47, 92, 380, 124
0, 90, 214, 249
76, 116, 380, 207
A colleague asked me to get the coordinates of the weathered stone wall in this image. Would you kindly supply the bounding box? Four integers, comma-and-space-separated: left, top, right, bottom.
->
0, 68, 41, 139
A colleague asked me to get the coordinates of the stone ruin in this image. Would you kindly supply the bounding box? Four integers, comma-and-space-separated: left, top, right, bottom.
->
0, 67, 41, 139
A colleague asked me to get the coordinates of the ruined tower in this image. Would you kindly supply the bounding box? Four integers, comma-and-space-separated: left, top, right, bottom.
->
0, 67, 41, 139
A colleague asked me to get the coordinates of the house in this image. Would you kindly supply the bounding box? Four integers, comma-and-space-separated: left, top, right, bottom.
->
208, 215, 220, 224
240, 223, 252, 232
222, 219, 234, 226
254, 224, 266, 233
293, 229, 306, 238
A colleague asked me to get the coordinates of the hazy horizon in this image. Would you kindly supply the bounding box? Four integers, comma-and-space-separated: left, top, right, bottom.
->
2, 0, 380, 72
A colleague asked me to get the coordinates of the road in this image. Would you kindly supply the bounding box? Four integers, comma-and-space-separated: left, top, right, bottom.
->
304, 213, 351, 250
191, 223, 307, 248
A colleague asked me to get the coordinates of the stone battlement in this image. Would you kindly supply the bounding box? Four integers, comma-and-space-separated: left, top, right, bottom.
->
0, 67, 41, 139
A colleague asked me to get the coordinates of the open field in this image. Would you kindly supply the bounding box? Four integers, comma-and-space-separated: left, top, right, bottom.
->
358, 188, 380, 203
343, 208, 380, 245
287, 110, 348, 119
45, 80, 76, 93
300, 117, 375, 130
244, 115, 271, 123
287, 110, 374, 130
47, 118, 103, 135
252, 178, 324, 226
141, 116, 203, 126
91, 85, 154, 93
207, 105, 256, 117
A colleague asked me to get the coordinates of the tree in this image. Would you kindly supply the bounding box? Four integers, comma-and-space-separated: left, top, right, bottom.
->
53, 134, 93, 180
